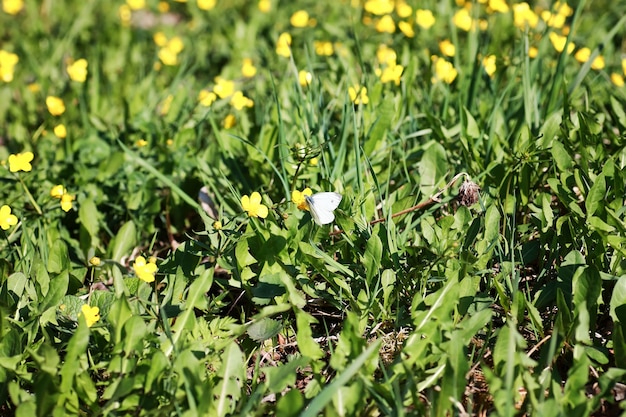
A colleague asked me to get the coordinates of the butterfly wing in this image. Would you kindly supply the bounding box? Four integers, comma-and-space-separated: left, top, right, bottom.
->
306, 192, 342, 225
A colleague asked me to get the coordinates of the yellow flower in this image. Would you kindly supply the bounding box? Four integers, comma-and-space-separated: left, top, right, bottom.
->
241, 192, 269, 218
439, 40, 456, 57
46, 96, 66, 116
157, 1, 169, 12
153, 31, 168, 47
488, 0, 509, 13
89, 256, 101, 266
375, 15, 395, 33
60, 193, 74, 212
574, 47, 590, 63
119, 4, 132, 25
611, 73, 624, 87
80, 304, 100, 327
590, 55, 604, 70
292, 188, 312, 210
223, 114, 236, 129
67, 58, 88, 82
276, 32, 292, 57
230, 91, 254, 110
213, 76, 235, 98
415, 9, 435, 29
126, 0, 145, 10
549, 32, 574, 54
348, 86, 369, 105
133, 255, 158, 283
0, 205, 18, 230
309, 157, 318, 166
160, 94, 173, 116
377, 44, 396, 66
290, 10, 310, 27
529, 46, 538, 58
50, 185, 66, 198
314, 41, 334, 56
453, 8, 472, 31
2, 0, 23, 15
213, 220, 222, 230
197, 0, 215, 10
364, 0, 394, 15
395, 1, 412, 18
54, 124, 67, 138
483, 54, 496, 77
398, 21, 414, 37
512, 2, 538, 29
8, 152, 33, 172
242, 58, 257, 78
541, 11, 566, 28
158, 37, 184, 66
199, 90, 217, 106
432, 57, 457, 84
379, 63, 403, 85
298, 70, 312, 87
258, 0, 270, 12
135, 139, 148, 147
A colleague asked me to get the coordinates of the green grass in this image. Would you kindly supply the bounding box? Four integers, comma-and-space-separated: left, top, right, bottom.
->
2, 0, 626, 415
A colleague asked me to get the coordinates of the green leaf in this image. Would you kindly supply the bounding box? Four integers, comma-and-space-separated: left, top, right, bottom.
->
38, 271, 69, 313
163, 267, 214, 356
247, 317, 283, 343
551, 140, 573, 171
48, 239, 69, 274
295, 309, 323, 360
78, 198, 100, 241
418, 141, 448, 197
364, 99, 393, 154
585, 174, 605, 217
364, 233, 382, 282
109, 221, 137, 263
610, 275, 626, 325
262, 356, 309, 394
214, 343, 245, 417
300, 340, 381, 417
463, 107, 480, 139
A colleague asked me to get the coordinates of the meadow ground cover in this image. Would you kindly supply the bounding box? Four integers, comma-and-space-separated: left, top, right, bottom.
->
1, 0, 626, 415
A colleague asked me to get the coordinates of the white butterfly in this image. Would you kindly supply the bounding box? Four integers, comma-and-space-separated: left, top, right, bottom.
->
305, 192, 342, 225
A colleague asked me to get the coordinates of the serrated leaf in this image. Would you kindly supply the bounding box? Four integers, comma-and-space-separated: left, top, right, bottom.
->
247, 317, 283, 343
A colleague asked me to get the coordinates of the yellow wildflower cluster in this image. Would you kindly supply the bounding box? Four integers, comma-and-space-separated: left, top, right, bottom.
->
154, 32, 184, 66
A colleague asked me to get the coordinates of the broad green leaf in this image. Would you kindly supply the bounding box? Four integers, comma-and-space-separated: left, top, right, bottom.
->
364, 233, 382, 282
109, 221, 137, 263
484, 205, 501, 244
38, 271, 69, 313
381, 269, 396, 311
551, 140, 573, 171
463, 107, 480, 139
48, 239, 68, 274
296, 309, 323, 360
247, 317, 283, 342
60, 320, 90, 393
418, 141, 448, 197
364, 99, 393, 154
262, 356, 309, 394
585, 174, 605, 217
78, 198, 100, 241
